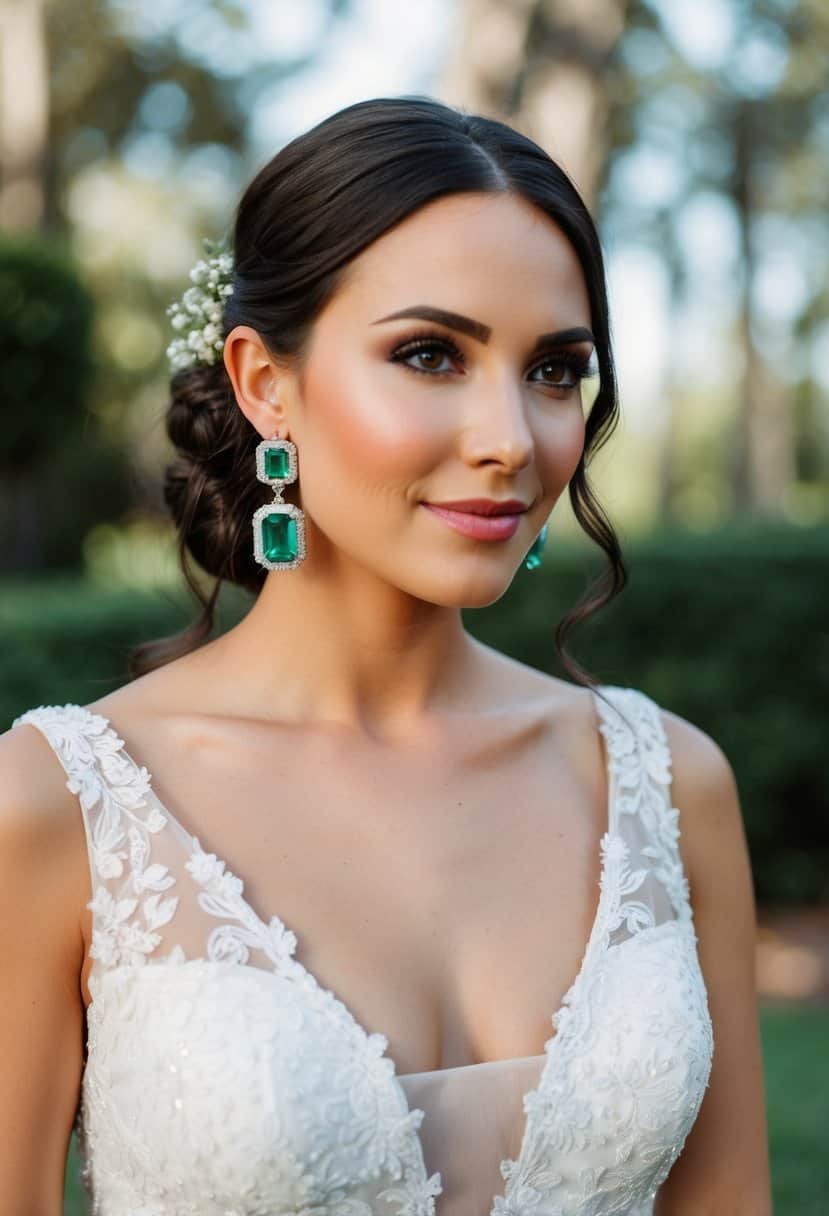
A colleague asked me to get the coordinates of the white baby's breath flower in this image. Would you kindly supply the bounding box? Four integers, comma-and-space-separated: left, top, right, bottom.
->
166, 239, 234, 372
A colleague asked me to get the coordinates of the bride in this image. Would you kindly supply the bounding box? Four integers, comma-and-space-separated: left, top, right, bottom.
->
1, 95, 770, 1215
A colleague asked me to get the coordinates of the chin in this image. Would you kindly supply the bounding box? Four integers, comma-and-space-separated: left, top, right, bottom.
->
405, 564, 521, 610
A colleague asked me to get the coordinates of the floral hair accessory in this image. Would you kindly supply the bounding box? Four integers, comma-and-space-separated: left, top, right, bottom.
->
166, 237, 234, 372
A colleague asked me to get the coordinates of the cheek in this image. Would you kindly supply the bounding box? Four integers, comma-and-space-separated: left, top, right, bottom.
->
537, 406, 586, 489
297, 355, 443, 499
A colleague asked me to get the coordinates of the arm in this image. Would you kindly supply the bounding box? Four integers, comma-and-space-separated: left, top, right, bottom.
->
653, 710, 773, 1216
0, 723, 89, 1215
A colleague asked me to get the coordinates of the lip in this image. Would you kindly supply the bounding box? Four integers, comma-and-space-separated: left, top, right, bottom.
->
426, 498, 529, 516
421, 501, 526, 541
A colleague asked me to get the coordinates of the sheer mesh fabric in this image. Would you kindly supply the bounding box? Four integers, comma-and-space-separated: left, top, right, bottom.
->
12, 685, 713, 1216
397, 1054, 546, 1216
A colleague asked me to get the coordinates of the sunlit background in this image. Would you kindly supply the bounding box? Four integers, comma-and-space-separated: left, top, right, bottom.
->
2, 0, 826, 585
0, 3, 827, 1210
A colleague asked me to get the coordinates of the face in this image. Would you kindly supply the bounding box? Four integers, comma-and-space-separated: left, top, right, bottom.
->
268, 191, 595, 608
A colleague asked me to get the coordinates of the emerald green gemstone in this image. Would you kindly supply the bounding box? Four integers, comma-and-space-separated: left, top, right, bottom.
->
264, 446, 290, 479
524, 523, 548, 571
262, 512, 298, 563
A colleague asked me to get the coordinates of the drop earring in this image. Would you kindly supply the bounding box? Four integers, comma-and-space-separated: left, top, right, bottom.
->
252, 431, 307, 570
524, 522, 549, 571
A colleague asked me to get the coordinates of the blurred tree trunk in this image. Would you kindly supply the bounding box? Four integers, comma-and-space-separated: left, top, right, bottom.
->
441, 0, 628, 208
656, 240, 686, 522
731, 98, 795, 515
0, 0, 49, 231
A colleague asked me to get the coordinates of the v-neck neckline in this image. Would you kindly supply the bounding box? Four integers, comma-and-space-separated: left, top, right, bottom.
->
80, 683, 619, 1212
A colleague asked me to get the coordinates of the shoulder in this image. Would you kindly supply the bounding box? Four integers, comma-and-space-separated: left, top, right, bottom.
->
624, 692, 753, 935
0, 710, 85, 848
657, 699, 746, 897
658, 699, 738, 806
0, 713, 91, 955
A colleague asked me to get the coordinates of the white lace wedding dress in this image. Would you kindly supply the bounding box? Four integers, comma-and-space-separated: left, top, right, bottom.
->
14, 684, 713, 1216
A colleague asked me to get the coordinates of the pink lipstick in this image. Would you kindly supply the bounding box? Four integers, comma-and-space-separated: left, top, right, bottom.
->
421, 498, 528, 541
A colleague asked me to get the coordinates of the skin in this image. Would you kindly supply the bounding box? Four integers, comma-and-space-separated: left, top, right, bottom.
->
0, 190, 771, 1213
219, 189, 592, 731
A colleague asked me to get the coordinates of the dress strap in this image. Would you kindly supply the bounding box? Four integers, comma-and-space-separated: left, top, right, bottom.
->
12, 704, 181, 972
593, 685, 694, 933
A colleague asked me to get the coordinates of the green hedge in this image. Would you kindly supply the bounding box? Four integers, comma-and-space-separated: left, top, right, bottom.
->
0, 236, 93, 470
2, 520, 827, 905
0, 237, 134, 571
470, 520, 829, 905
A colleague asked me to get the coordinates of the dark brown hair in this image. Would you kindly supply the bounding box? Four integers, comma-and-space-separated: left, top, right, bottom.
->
128, 95, 627, 683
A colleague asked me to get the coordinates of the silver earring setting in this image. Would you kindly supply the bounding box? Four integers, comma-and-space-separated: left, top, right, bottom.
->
252, 433, 307, 570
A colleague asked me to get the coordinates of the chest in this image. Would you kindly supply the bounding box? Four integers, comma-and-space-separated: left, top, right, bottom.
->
21, 688, 715, 1216
81, 710, 607, 1073
81, 921, 710, 1216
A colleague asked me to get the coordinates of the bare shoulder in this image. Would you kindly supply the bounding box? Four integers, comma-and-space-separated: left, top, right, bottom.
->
83, 664, 173, 721
83, 646, 205, 727
0, 715, 88, 869
660, 704, 739, 804
656, 703, 748, 902
0, 716, 90, 984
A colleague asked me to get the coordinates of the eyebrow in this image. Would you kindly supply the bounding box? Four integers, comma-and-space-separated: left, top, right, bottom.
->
371, 305, 595, 351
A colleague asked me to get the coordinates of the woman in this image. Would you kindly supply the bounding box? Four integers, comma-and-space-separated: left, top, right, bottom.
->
1, 96, 771, 1215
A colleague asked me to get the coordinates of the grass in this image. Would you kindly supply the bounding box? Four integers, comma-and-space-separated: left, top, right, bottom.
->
62, 1002, 828, 1214
759, 1003, 829, 1214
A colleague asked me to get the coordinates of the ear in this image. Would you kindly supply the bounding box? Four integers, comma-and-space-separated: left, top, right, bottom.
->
223, 325, 290, 439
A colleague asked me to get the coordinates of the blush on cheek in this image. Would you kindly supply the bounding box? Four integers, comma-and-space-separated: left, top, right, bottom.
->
545, 411, 586, 488
300, 366, 443, 501
328, 398, 438, 480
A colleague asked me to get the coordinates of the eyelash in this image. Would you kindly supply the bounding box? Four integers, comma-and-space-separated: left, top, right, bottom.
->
388, 330, 595, 390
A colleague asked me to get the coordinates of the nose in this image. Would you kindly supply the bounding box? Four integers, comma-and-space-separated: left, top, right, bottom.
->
461, 374, 533, 473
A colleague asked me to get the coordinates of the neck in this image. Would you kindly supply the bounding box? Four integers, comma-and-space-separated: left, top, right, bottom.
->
200, 562, 487, 739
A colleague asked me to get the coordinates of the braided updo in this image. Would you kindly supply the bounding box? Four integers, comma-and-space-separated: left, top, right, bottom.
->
128, 94, 626, 681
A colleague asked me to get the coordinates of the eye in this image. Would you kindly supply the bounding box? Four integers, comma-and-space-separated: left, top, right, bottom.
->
389, 333, 464, 377
528, 352, 594, 392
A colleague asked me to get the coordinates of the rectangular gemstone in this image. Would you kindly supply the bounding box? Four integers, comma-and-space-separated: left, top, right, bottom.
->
262, 512, 298, 562
264, 446, 290, 479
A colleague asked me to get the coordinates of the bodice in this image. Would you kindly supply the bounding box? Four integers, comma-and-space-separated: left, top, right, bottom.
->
13, 683, 714, 1215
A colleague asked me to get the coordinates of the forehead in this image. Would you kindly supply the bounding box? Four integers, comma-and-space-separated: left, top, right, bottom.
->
328, 191, 592, 330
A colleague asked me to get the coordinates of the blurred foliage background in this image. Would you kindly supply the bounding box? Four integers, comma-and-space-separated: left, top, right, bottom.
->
0, 2, 821, 914
1, 0, 827, 887
1, 2, 827, 1211
1, 0, 825, 903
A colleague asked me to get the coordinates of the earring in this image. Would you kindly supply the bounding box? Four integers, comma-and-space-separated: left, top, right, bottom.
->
524, 522, 549, 571
252, 432, 307, 570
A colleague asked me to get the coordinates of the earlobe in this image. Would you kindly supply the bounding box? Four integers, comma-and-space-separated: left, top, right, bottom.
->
223, 324, 286, 439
